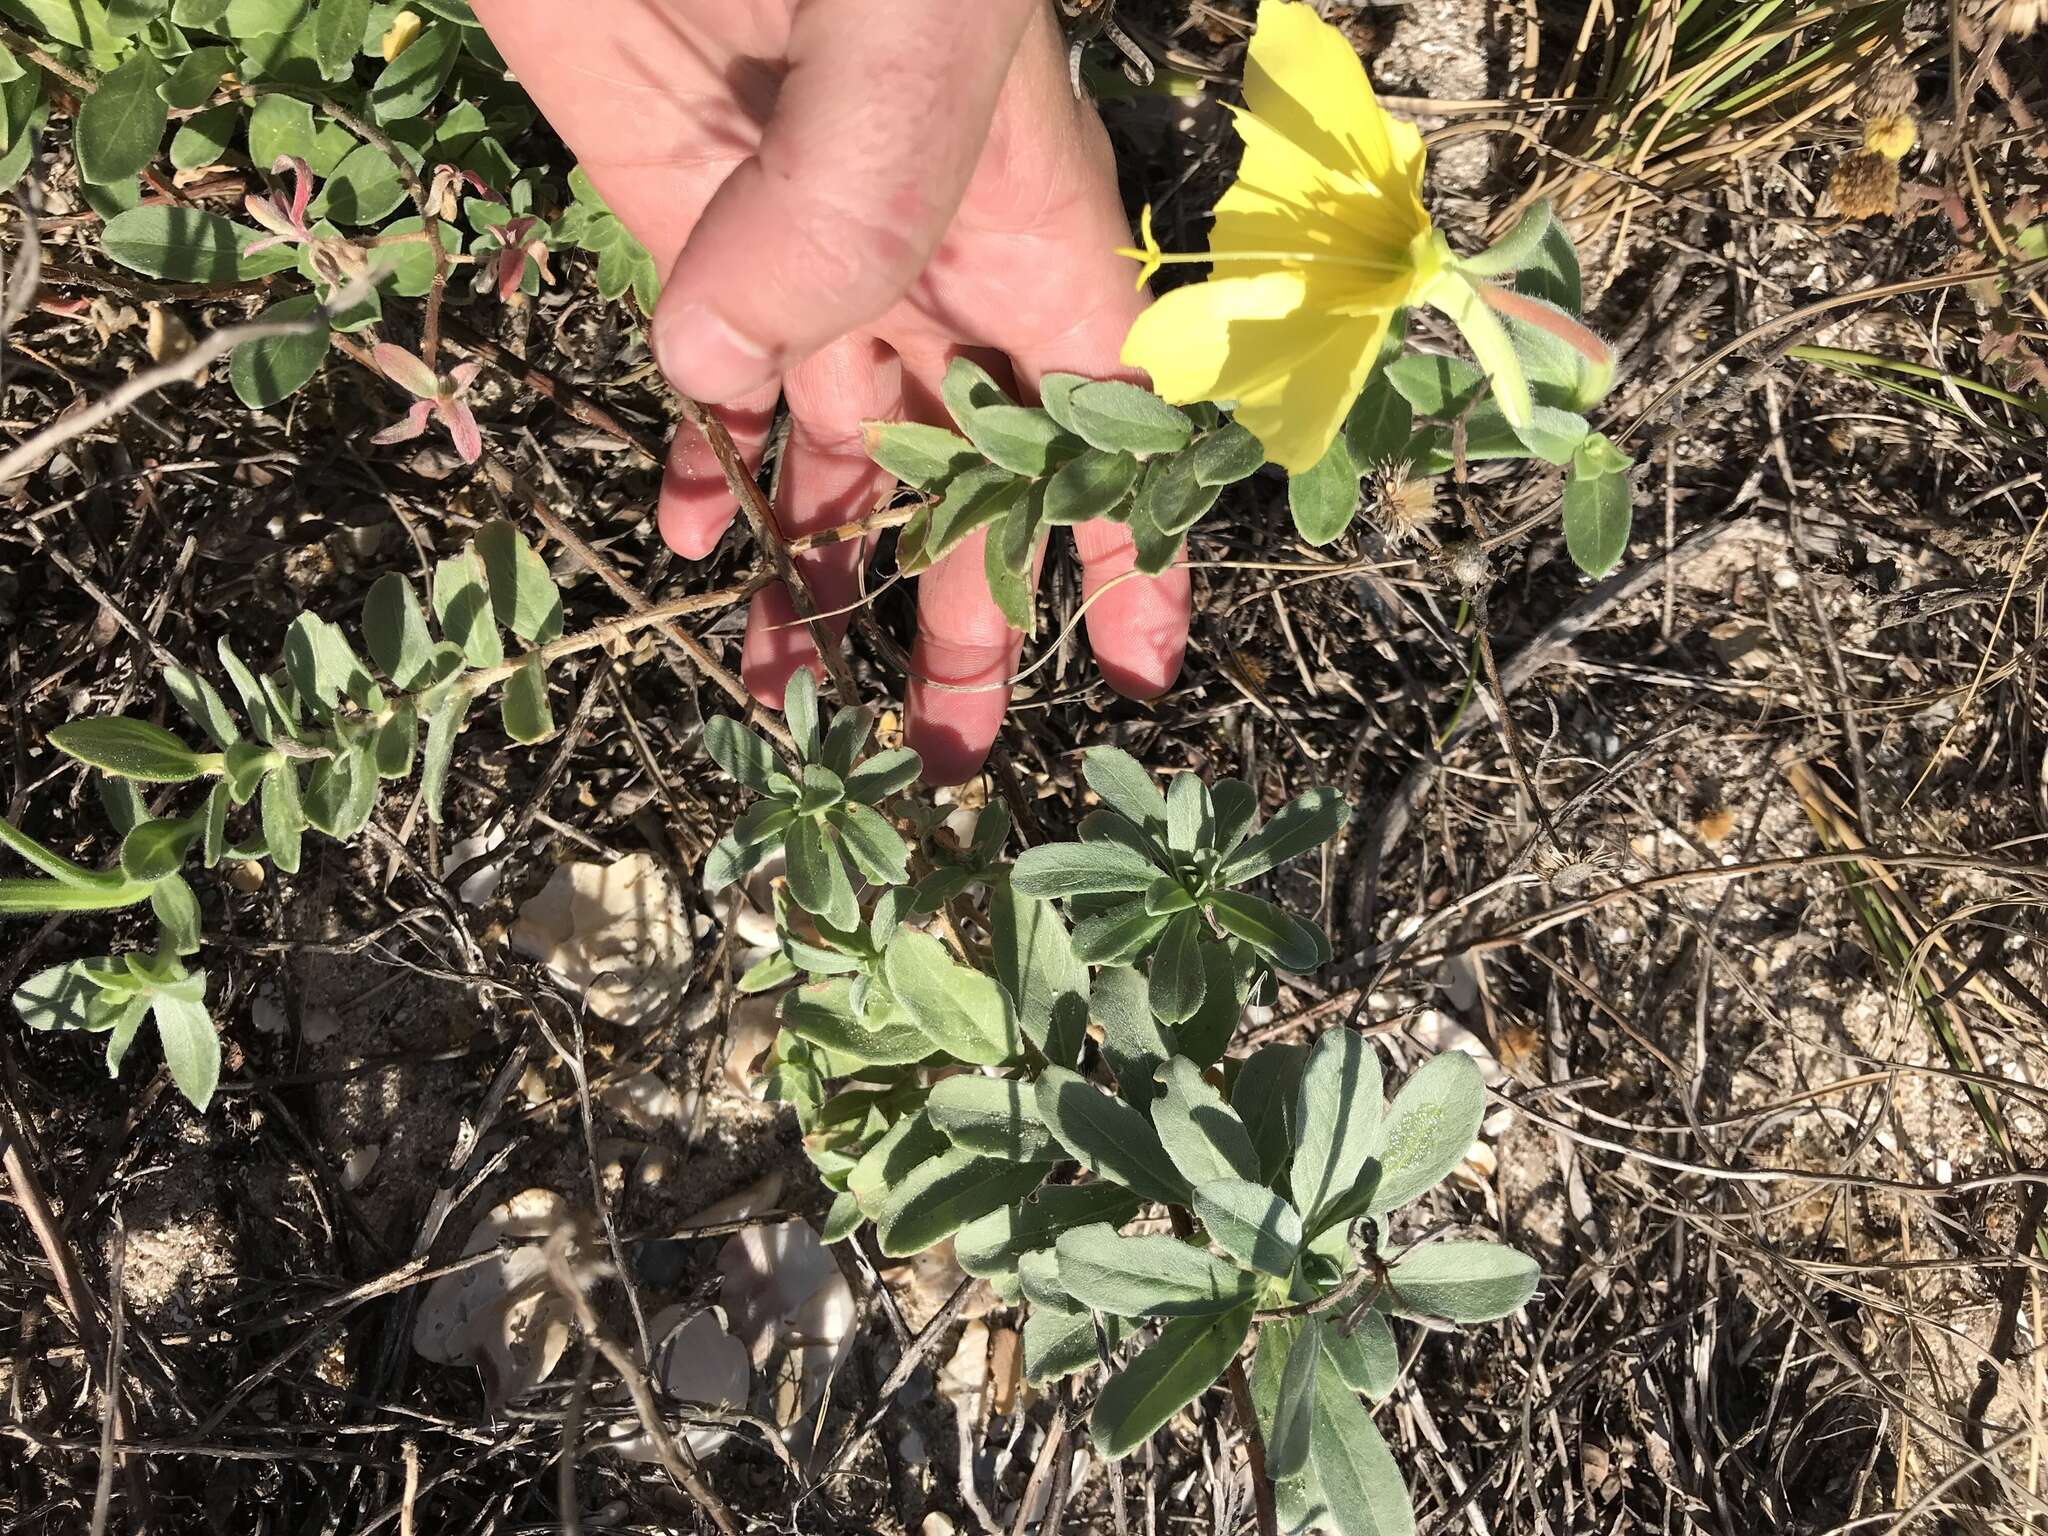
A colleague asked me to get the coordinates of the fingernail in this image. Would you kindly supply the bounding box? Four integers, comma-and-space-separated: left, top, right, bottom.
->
656, 301, 772, 403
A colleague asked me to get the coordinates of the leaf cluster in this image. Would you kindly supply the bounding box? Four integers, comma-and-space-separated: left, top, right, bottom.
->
705, 683, 1538, 1531
4, 0, 660, 413
863, 356, 1264, 622
3, 518, 568, 1108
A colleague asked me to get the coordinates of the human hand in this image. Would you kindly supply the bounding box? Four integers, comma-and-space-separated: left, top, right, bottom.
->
472, 0, 1192, 783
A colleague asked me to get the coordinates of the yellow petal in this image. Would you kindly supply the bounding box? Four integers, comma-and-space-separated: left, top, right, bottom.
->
1121, 271, 1388, 473
1244, 1, 1423, 188
1122, 269, 1309, 405
381, 9, 423, 61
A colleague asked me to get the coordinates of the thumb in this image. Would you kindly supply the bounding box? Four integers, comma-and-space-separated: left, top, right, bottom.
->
651, 0, 1036, 404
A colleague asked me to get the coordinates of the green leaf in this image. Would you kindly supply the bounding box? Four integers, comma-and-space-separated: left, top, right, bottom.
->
1178, 940, 1250, 1066
432, 546, 503, 669
76, 50, 168, 185
500, 654, 554, 743
1368, 1050, 1486, 1214
312, 0, 370, 76
863, 420, 978, 489
102, 205, 245, 283
226, 0, 304, 33
247, 91, 313, 166
1092, 963, 1175, 1104
362, 572, 435, 688
1460, 399, 1587, 465
1327, 1309, 1399, 1398
957, 1180, 1139, 1280
1209, 889, 1328, 971
198, 780, 229, 867
1342, 371, 1414, 473
898, 466, 1008, 575
151, 985, 220, 1111
3, 0, 111, 46
1070, 898, 1171, 967
158, 44, 234, 107
1310, 1359, 1416, 1536
1065, 379, 1192, 456
1512, 216, 1582, 315
1384, 354, 1485, 418
843, 746, 919, 803
990, 884, 1089, 1066
261, 763, 304, 873
928, 1074, 1065, 1161
1082, 746, 1167, 831
475, 519, 564, 644
833, 801, 909, 886
1148, 909, 1207, 1025
1192, 1177, 1302, 1277
162, 664, 239, 749
417, 684, 472, 824
941, 358, 1069, 476
702, 716, 784, 795
779, 978, 930, 1067
1184, 420, 1265, 486
368, 15, 456, 119
283, 610, 377, 715
231, 295, 330, 409
1056, 1224, 1255, 1318
1089, 1304, 1253, 1460
152, 871, 204, 954
1043, 447, 1140, 525
1154, 1057, 1259, 1187
1288, 429, 1360, 546
120, 816, 200, 881
1562, 435, 1634, 577
98, 775, 146, 834
983, 481, 1041, 633
170, 104, 236, 169
1024, 1299, 1112, 1385
873, 1147, 1049, 1257
785, 817, 857, 932
782, 666, 819, 760
1291, 1029, 1383, 1227
373, 698, 417, 777
13, 961, 124, 1034
1034, 1066, 1187, 1204
847, 1110, 949, 1216
1392, 1245, 1540, 1327
51, 717, 212, 781
1011, 839, 1159, 899
1222, 786, 1350, 883
1132, 451, 1222, 539
818, 706, 872, 779
882, 928, 1020, 1065
216, 639, 278, 743
308, 140, 407, 224
0, 879, 155, 914
1269, 1318, 1322, 1479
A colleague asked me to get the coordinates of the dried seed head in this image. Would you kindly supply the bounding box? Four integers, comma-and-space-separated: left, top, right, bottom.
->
1367, 459, 1436, 543
1992, 0, 2044, 35
1531, 839, 1613, 896
1434, 538, 1492, 594
1852, 64, 1916, 129
1828, 151, 1901, 219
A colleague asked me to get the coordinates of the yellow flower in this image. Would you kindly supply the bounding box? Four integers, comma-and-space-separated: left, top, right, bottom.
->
1119, 0, 1453, 472
381, 9, 423, 62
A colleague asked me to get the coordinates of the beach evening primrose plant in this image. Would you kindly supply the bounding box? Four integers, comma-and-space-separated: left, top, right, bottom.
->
1120, 0, 1611, 476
